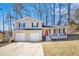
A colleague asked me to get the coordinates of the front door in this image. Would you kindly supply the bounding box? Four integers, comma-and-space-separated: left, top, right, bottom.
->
42, 29, 49, 36
45, 29, 48, 36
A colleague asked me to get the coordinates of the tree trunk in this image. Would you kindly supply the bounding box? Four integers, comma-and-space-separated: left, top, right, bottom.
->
68, 3, 71, 25
59, 3, 61, 25
53, 3, 55, 25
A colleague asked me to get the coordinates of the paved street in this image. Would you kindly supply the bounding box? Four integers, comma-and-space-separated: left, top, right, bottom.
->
0, 42, 44, 56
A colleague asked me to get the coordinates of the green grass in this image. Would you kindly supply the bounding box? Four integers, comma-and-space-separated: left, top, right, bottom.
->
42, 40, 79, 56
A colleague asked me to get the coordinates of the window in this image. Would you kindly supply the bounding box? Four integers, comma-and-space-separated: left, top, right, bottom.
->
32, 23, 38, 28
18, 23, 25, 29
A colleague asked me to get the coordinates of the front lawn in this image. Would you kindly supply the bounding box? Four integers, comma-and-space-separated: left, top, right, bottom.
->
42, 40, 79, 56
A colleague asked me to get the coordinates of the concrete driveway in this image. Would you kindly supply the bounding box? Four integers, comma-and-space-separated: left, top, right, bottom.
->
0, 42, 44, 56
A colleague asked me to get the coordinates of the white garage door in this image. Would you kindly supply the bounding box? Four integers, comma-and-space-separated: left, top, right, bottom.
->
30, 33, 41, 41
15, 33, 26, 41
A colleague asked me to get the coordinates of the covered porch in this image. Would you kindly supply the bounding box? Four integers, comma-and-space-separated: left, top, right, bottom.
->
42, 26, 68, 41
50, 28, 67, 39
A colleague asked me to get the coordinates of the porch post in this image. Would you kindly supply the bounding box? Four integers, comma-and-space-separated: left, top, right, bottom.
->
61, 28, 63, 34
58, 28, 59, 36
65, 28, 67, 37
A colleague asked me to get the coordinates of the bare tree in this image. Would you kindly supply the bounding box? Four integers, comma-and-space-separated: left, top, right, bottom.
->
31, 3, 54, 26
6, 13, 15, 36
31, 4, 45, 21
13, 3, 24, 19
43, 4, 50, 26
34, 3, 55, 26
23, 8, 31, 16
68, 3, 71, 24
57, 4, 68, 25
53, 3, 56, 25
57, 3, 62, 25
31, 4, 39, 19
49, 3, 56, 25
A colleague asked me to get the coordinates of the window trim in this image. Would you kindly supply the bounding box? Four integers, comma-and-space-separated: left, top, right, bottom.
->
32, 23, 38, 27
18, 22, 25, 29
23, 23, 25, 28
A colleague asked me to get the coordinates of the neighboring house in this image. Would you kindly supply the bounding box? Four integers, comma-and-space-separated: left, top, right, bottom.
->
13, 17, 68, 42
0, 32, 3, 42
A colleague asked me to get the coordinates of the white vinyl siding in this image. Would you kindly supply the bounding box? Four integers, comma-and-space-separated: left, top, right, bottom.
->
15, 19, 42, 30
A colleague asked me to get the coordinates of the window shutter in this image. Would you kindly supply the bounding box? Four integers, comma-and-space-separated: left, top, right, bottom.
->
37, 23, 38, 27
32, 23, 33, 27
23, 23, 25, 28
19, 23, 20, 28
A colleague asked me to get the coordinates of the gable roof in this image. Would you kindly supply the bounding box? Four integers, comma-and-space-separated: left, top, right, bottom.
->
16, 17, 43, 23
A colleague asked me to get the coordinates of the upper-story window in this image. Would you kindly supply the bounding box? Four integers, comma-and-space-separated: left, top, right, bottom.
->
23, 23, 25, 28
18, 23, 25, 29
32, 23, 38, 28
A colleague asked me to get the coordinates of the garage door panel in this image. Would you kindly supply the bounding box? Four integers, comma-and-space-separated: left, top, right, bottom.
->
30, 33, 42, 41
15, 33, 26, 41
25, 33, 30, 41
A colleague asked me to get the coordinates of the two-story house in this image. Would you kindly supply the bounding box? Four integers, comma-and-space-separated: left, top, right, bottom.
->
13, 17, 43, 41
